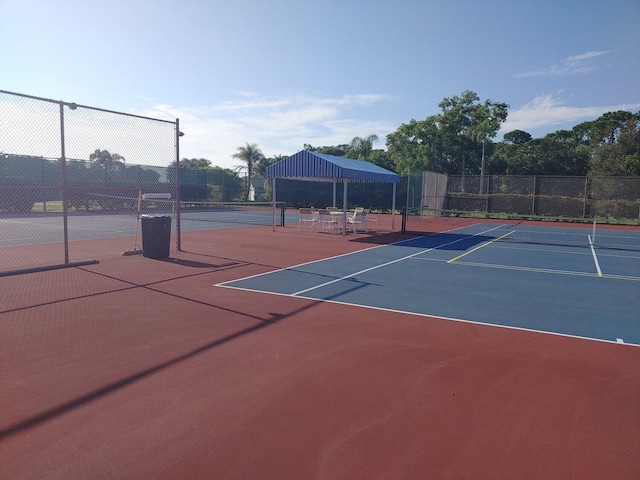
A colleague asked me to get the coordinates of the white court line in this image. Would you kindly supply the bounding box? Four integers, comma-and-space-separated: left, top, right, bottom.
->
588, 234, 603, 277
216, 222, 488, 288
291, 224, 507, 296
217, 281, 640, 348
447, 230, 515, 263
414, 257, 640, 281
214, 224, 639, 348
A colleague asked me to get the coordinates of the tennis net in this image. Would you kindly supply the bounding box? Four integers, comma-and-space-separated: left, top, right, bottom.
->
179, 201, 286, 227
494, 224, 640, 251
402, 208, 640, 251
76, 193, 286, 227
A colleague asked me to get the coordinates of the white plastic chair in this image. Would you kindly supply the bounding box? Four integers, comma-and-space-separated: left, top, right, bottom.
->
298, 208, 317, 230
318, 209, 339, 232
346, 207, 368, 233
365, 210, 380, 232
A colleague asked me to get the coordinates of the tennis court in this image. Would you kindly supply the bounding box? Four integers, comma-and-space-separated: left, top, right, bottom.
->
0, 201, 292, 246
220, 222, 640, 345
1, 217, 639, 479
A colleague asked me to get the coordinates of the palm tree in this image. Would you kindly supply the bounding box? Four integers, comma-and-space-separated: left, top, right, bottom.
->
232, 143, 264, 201
254, 154, 284, 201
348, 134, 378, 161
89, 149, 125, 167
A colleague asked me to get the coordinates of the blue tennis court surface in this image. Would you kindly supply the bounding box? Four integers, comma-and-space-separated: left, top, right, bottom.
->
0, 209, 299, 247
219, 223, 640, 346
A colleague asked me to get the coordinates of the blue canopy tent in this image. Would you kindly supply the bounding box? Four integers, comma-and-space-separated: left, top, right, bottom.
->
265, 150, 400, 235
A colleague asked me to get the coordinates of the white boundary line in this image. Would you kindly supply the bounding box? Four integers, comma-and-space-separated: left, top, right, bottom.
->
215, 223, 639, 348
217, 282, 640, 348
448, 260, 640, 281
293, 224, 506, 296
588, 234, 603, 277
215, 222, 487, 288
447, 230, 515, 264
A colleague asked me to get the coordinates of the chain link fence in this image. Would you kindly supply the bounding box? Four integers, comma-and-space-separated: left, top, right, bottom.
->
1, 90, 178, 275
419, 172, 640, 222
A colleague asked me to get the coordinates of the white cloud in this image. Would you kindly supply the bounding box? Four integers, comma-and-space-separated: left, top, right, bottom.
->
500, 94, 640, 134
137, 93, 395, 169
514, 50, 610, 78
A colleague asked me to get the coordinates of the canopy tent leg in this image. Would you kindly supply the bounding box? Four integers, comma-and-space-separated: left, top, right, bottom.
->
272, 177, 277, 232
342, 182, 348, 236
392, 183, 396, 230
333, 180, 337, 208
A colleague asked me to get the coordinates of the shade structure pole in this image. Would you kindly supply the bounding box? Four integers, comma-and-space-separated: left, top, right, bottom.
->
333, 180, 337, 207
392, 183, 397, 230
342, 181, 348, 236
271, 177, 276, 232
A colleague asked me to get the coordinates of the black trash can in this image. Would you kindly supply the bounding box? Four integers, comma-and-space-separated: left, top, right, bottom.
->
141, 215, 171, 259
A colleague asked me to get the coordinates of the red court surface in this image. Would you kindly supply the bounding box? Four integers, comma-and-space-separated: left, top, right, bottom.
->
1, 216, 639, 479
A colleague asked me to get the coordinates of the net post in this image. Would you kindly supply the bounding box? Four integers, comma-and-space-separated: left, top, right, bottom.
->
134, 190, 142, 248
401, 206, 407, 233
592, 217, 597, 245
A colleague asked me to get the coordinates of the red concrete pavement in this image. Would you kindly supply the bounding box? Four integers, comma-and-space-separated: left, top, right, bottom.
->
1, 222, 639, 479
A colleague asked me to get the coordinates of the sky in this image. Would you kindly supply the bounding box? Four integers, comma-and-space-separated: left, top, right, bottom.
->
1, 0, 639, 169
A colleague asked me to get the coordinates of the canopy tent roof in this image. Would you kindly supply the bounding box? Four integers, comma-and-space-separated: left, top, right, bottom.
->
265, 150, 399, 184
265, 150, 400, 235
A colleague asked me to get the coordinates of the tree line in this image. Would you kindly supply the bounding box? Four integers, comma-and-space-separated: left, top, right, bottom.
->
177, 90, 639, 203
382, 90, 639, 178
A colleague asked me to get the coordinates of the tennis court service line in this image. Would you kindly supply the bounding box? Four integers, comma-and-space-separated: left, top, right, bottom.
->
292, 224, 508, 297
447, 259, 639, 281
216, 224, 479, 290
588, 234, 603, 277
447, 230, 515, 264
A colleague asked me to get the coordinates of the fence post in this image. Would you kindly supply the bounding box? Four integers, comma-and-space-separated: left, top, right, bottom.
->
531, 175, 537, 216
582, 176, 588, 218
485, 175, 490, 215
175, 118, 182, 251
59, 102, 70, 264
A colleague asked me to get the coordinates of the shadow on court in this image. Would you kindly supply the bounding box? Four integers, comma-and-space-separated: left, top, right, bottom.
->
1, 223, 638, 480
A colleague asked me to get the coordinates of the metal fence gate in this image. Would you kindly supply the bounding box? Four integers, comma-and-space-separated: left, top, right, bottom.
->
0, 90, 180, 275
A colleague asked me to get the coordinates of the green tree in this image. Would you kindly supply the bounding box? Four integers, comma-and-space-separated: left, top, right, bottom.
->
368, 150, 396, 171
590, 116, 640, 175
503, 130, 532, 146
386, 118, 437, 174
232, 143, 264, 201
304, 144, 348, 156
180, 158, 212, 169
495, 126, 595, 176
348, 134, 379, 161
492, 131, 530, 174
89, 149, 125, 168
386, 91, 508, 179
439, 91, 508, 179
